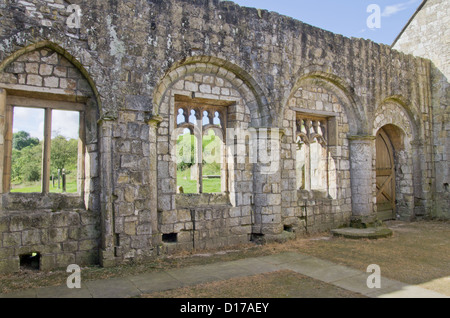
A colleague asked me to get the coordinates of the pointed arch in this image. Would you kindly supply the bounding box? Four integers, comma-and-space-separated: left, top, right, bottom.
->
285, 68, 365, 135
374, 95, 421, 142
153, 56, 273, 127
0, 40, 102, 111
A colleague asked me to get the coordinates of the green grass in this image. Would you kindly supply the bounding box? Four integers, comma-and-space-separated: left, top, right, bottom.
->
177, 163, 222, 194
11, 176, 78, 194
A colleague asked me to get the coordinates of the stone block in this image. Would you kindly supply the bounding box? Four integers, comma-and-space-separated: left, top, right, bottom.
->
49, 228, 69, 243
22, 230, 44, 246
2, 232, 21, 247
56, 253, 76, 268
27, 74, 43, 86
76, 250, 99, 266
124, 221, 137, 236
39, 64, 53, 76
0, 257, 19, 274
79, 239, 99, 251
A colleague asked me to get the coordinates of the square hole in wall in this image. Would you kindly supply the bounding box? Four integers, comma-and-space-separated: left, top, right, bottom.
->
162, 233, 178, 243
20, 253, 41, 271
284, 225, 294, 233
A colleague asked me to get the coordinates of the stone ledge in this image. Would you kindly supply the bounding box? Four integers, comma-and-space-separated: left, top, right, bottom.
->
331, 227, 393, 240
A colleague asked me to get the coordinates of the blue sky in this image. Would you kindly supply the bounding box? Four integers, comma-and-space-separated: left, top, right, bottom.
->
231, 0, 423, 45
13, 1, 423, 140
13, 107, 80, 141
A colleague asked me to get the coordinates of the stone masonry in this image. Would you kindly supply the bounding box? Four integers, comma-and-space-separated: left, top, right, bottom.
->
393, 0, 450, 219
0, 0, 448, 273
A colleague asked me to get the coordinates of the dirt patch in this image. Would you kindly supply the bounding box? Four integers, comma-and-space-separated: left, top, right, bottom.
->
262, 220, 450, 295
142, 270, 367, 298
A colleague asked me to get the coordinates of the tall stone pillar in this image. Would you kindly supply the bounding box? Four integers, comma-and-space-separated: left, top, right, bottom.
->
147, 115, 163, 247
349, 136, 377, 227
98, 119, 116, 267
252, 128, 284, 240
0, 88, 6, 195
411, 140, 425, 216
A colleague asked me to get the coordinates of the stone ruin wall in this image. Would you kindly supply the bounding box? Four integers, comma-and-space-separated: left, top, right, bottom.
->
0, 0, 445, 273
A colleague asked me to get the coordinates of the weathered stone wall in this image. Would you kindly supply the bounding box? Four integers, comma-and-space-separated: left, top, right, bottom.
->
0, 209, 100, 273
393, 0, 449, 219
0, 45, 101, 272
393, 0, 449, 79
0, 0, 445, 271
286, 83, 353, 232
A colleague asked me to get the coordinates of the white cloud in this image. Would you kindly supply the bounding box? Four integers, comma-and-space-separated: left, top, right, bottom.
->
52, 110, 80, 140
382, 0, 418, 17
12, 108, 79, 141
13, 107, 45, 140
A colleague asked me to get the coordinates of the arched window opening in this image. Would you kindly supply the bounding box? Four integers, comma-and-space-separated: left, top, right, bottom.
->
295, 115, 329, 193
174, 95, 231, 194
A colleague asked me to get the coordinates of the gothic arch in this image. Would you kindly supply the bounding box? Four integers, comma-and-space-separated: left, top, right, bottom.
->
373, 96, 421, 142
373, 97, 422, 220
0, 40, 102, 111
285, 69, 364, 135
153, 56, 273, 127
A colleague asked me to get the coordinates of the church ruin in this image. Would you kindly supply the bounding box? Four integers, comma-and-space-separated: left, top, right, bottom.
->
0, 0, 448, 273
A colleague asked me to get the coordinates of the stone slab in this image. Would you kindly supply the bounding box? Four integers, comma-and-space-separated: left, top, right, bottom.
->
85, 277, 140, 298
331, 227, 393, 239
128, 271, 183, 294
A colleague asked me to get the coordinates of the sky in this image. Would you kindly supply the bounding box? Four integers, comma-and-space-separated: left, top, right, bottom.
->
13, 107, 80, 141
231, 0, 423, 45
13, 1, 423, 140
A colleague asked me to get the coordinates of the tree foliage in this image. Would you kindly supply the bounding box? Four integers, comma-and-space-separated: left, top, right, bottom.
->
11, 142, 43, 182
13, 131, 39, 151
11, 132, 78, 184
50, 135, 78, 175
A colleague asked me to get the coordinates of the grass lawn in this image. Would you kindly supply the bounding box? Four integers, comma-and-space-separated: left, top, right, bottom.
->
177, 163, 221, 194
11, 177, 78, 194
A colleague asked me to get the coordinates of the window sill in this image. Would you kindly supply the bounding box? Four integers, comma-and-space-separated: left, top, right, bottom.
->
297, 189, 331, 200
175, 193, 230, 208
2, 192, 84, 211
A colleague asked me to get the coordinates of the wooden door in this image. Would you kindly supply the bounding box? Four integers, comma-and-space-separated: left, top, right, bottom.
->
376, 129, 396, 221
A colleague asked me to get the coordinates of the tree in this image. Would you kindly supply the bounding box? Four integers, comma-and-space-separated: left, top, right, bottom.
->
50, 135, 78, 176
13, 131, 39, 151
12, 143, 42, 182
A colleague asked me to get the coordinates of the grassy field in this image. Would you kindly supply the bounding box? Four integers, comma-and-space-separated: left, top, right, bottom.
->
11, 176, 78, 194
176, 131, 222, 194
177, 164, 222, 194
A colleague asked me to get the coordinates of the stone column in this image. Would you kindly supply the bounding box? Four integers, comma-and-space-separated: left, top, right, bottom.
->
0, 88, 6, 195
148, 115, 163, 247
252, 128, 284, 240
349, 136, 377, 226
411, 140, 425, 216
98, 119, 116, 267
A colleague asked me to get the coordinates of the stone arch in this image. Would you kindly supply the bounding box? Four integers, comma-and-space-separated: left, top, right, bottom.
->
0, 40, 102, 113
153, 56, 273, 127
284, 68, 365, 135
0, 41, 102, 210
373, 96, 421, 142
373, 99, 420, 220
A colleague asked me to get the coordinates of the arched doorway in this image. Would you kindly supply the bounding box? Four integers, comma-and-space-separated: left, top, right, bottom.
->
376, 128, 396, 221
